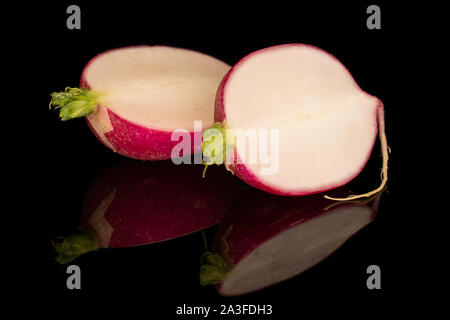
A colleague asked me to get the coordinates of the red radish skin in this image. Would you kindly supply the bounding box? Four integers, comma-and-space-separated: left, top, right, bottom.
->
208, 44, 388, 200
200, 189, 381, 296
53, 159, 243, 263
51, 46, 230, 160
85, 106, 198, 160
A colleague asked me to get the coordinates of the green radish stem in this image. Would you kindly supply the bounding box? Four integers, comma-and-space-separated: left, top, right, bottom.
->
52, 231, 99, 264
49, 87, 102, 121
199, 252, 230, 286
201, 122, 229, 178
199, 230, 230, 286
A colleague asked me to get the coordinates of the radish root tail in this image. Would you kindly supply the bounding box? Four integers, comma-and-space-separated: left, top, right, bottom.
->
324, 106, 389, 201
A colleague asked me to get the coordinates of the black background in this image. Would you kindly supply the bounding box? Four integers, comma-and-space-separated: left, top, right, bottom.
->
9, 1, 428, 317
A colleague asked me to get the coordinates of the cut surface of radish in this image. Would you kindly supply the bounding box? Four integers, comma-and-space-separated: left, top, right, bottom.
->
50, 46, 230, 160
83, 46, 229, 130
208, 44, 388, 197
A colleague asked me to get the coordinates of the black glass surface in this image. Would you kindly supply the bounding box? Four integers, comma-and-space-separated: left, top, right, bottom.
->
10, 1, 423, 317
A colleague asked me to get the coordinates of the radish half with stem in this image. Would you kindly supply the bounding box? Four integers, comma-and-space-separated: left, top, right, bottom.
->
52, 159, 243, 264
200, 188, 382, 296
50, 46, 230, 160
203, 44, 389, 200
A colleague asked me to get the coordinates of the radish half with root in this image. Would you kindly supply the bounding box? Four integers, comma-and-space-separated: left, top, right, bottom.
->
50, 46, 230, 160
200, 188, 382, 296
53, 159, 243, 263
203, 44, 389, 200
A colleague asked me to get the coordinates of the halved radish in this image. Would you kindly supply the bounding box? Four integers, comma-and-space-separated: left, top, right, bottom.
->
203, 44, 388, 200
200, 189, 381, 296
53, 159, 243, 263
50, 46, 230, 160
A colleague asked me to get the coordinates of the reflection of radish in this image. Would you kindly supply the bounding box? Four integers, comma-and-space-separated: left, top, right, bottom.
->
53, 159, 243, 263
204, 44, 388, 200
50, 46, 229, 160
200, 189, 381, 296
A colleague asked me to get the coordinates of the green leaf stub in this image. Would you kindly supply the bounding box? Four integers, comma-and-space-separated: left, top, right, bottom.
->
49, 87, 101, 121
202, 123, 228, 166
199, 252, 230, 286
52, 231, 99, 264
